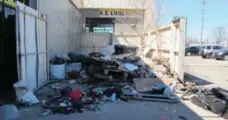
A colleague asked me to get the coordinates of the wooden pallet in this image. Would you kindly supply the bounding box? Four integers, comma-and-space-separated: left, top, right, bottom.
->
122, 89, 180, 103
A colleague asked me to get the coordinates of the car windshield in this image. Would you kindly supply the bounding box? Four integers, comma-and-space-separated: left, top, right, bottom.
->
206, 46, 212, 49
223, 48, 228, 51
213, 46, 223, 50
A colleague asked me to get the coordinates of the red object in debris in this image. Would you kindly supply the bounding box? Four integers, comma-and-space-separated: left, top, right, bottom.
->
162, 117, 167, 120
70, 89, 82, 102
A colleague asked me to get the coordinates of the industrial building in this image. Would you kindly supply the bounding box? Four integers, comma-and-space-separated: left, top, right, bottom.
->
36, 0, 155, 56
0, 0, 186, 104
0, 0, 155, 103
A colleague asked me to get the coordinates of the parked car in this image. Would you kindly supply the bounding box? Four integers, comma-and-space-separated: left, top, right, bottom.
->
201, 45, 224, 58
198, 45, 206, 55
214, 49, 228, 60
185, 46, 200, 56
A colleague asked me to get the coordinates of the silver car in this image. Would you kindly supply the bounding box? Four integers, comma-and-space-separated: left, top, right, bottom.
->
201, 45, 224, 58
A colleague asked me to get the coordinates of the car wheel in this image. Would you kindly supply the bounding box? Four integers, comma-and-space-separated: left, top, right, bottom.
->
224, 55, 228, 61
187, 52, 191, 56
202, 55, 206, 59
216, 58, 220, 60
207, 53, 213, 59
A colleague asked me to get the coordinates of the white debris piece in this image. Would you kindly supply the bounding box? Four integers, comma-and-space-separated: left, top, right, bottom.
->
14, 81, 39, 105
124, 63, 138, 71
101, 45, 115, 56
66, 62, 82, 72
50, 64, 65, 79
163, 83, 176, 97
21, 91, 39, 104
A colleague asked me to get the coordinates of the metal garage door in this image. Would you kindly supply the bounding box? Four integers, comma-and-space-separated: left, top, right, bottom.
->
16, 2, 48, 90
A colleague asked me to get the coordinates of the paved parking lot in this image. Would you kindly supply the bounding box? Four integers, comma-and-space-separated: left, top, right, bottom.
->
185, 56, 228, 89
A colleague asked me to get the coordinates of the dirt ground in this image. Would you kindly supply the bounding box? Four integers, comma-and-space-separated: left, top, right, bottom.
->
15, 56, 228, 120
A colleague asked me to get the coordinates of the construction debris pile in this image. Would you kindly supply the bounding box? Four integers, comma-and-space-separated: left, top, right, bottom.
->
176, 82, 228, 119
190, 87, 228, 119
17, 45, 179, 116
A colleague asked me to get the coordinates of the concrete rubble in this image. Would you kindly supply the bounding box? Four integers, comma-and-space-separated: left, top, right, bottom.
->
175, 81, 228, 119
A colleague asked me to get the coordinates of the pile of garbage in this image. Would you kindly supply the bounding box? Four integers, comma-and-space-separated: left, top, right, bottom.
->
35, 81, 179, 116
13, 45, 179, 116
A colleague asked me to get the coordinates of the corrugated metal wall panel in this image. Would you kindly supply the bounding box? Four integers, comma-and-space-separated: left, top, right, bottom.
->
16, 2, 48, 90
37, 14, 48, 88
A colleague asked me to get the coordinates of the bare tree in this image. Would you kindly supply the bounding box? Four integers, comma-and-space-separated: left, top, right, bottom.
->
213, 26, 226, 45
114, 0, 164, 56
187, 36, 199, 46
153, 0, 164, 58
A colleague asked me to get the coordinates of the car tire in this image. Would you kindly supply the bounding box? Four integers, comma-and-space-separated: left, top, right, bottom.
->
224, 55, 228, 61
187, 52, 191, 56
208, 53, 213, 59
202, 56, 206, 59
216, 58, 220, 60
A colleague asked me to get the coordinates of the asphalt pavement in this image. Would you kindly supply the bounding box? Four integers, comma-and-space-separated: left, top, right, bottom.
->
185, 56, 228, 89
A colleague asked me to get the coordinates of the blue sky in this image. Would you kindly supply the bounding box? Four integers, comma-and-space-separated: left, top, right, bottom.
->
160, 0, 228, 42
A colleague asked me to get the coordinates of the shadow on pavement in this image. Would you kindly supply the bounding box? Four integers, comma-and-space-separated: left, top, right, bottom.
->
184, 72, 213, 85
16, 81, 209, 120
16, 101, 206, 120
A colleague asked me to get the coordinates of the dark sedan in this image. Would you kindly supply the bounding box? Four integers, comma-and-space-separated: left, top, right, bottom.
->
185, 46, 200, 56
215, 49, 228, 60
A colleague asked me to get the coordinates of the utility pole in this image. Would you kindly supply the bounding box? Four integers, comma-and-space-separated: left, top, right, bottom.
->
200, 0, 205, 46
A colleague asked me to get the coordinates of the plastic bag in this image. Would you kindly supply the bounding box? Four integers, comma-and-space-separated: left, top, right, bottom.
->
0, 104, 20, 120
14, 81, 39, 105
21, 91, 39, 104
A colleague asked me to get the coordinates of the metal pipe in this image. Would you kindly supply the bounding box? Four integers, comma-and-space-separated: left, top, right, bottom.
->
18, 9, 47, 21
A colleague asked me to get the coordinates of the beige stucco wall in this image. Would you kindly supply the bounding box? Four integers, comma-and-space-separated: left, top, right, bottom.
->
37, 0, 84, 57
81, 0, 144, 9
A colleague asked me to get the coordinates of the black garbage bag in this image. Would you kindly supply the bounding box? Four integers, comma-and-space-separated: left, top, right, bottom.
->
114, 45, 138, 55
89, 52, 105, 58
50, 56, 66, 65
68, 52, 87, 62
